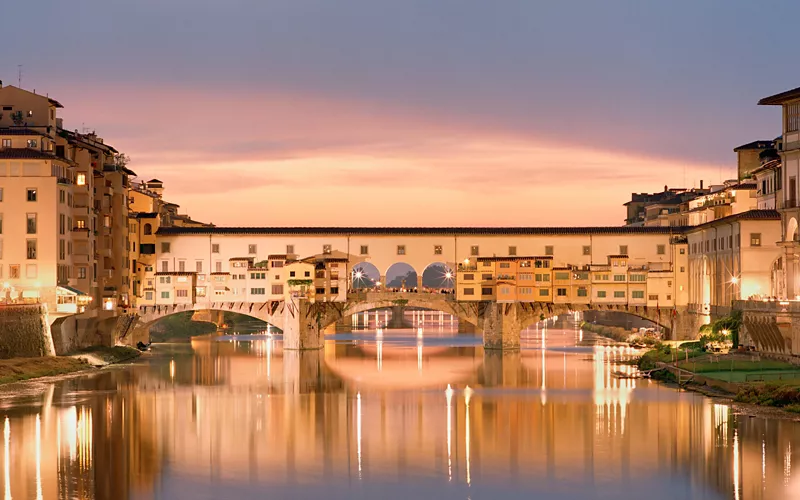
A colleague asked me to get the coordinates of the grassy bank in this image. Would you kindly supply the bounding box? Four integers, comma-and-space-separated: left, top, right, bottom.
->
0, 357, 88, 385
0, 346, 142, 385
580, 321, 659, 345
637, 344, 706, 370
735, 383, 800, 413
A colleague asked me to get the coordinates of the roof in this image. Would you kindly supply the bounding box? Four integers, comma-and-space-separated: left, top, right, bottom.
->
229, 257, 255, 261
155, 271, 196, 276
750, 158, 782, 176
133, 212, 159, 219
0, 148, 57, 160
733, 140, 774, 152
57, 285, 86, 296
758, 86, 800, 106
476, 255, 553, 261
157, 226, 691, 236
148, 178, 163, 183
607, 254, 629, 259
689, 209, 781, 231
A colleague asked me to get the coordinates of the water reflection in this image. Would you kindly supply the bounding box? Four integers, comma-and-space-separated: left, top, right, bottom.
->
0, 316, 799, 499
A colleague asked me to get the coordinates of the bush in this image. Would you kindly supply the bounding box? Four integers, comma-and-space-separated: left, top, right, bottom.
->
735, 383, 800, 407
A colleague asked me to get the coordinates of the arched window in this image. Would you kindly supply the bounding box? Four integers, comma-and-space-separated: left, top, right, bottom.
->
143, 223, 152, 235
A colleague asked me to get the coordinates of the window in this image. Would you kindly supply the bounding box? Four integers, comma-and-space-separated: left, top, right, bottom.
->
463, 274, 474, 280
657, 244, 666, 255
330, 287, 339, 294
787, 102, 800, 132
481, 273, 493, 280
519, 273, 532, 281
143, 223, 152, 235
535, 274, 550, 282
26, 239, 36, 259
648, 294, 658, 301
397, 245, 406, 255
161, 291, 170, 299
577, 287, 588, 297
270, 260, 284, 268
271, 284, 284, 295
9, 265, 19, 279
252, 272, 266, 279
251, 288, 266, 295
196, 261, 203, 273
78, 267, 87, 279
161, 242, 171, 253
323, 244, 332, 254
360, 245, 369, 255
632, 290, 644, 299
582, 245, 591, 256
680, 266, 685, 273
619, 245, 628, 255
315, 287, 326, 295
555, 272, 570, 280
574, 272, 589, 280
76, 173, 86, 186
27, 139, 37, 148
667, 281, 672, 287
499, 262, 510, 269
463, 288, 475, 296
666, 294, 672, 301
176, 290, 188, 298
26, 189, 37, 202
248, 244, 257, 255
750, 233, 761, 247
680, 248, 686, 255
595, 274, 609, 281
630, 274, 646, 282
304, 271, 310, 277
159, 276, 171, 284
212, 243, 220, 253
59, 239, 65, 260
539, 288, 549, 296
613, 291, 625, 298
481, 287, 493, 295
178, 260, 186, 272
471, 246, 479, 256
1, 139, 9, 148
508, 246, 517, 256
597, 290, 607, 298
613, 274, 626, 282
161, 261, 169, 272
195, 287, 206, 297
557, 288, 567, 296
545, 245, 554, 256
286, 244, 295, 254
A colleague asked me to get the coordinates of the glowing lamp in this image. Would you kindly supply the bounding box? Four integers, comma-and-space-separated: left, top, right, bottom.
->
730, 277, 739, 284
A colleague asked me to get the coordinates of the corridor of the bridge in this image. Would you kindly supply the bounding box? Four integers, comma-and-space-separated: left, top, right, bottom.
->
0, 313, 798, 499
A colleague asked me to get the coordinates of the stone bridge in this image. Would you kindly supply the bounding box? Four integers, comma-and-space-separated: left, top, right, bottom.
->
119, 292, 699, 350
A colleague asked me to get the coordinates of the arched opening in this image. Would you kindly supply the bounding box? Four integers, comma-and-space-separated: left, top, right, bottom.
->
421, 262, 455, 292
385, 262, 418, 292
146, 310, 277, 343
788, 217, 798, 243
143, 223, 153, 235
351, 262, 380, 290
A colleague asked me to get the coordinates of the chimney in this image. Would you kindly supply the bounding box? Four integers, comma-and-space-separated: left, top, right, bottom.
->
700, 179, 704, 190
664, 185, 668, 192
0, 80, 3, 88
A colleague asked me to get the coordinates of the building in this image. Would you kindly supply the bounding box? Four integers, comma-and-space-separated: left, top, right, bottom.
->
734, 140, 775, 180
686, 210, 782, 317
624, 185, 710, 227
0, 83, 132, 314
685, 180, 757, 226
759, 86, 800, 298
750, 145, 782, 210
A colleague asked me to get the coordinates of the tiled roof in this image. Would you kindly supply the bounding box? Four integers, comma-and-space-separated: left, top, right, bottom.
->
733, 140, 774, 152
607, 254, 629, 259
157, 226, 691, 236
133, 212, 159, 219
476, 255, 553, 261
229, 257, 254, 261
0, 148, 56, 160
690, 209, 781, 231
759, 86, 800, 106
155, 271, 196, 276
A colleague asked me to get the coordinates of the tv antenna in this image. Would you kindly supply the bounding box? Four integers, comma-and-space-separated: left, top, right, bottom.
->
17, 65, 22, 88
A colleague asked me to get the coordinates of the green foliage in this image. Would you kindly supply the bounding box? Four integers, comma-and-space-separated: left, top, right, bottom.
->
287, 279, 313, 286
253, 260, 269, 268
702, 310, 742, 348
637, 343, 705, 370
392, 299, 409, 306
735, 382, 800, 408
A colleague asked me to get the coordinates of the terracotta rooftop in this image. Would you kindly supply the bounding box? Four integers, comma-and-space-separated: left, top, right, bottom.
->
690, 209, 781, 231
157, 226, 690, 236
0, 148, 57, 160
733, 140, 774, 152
0, 127, 48, 136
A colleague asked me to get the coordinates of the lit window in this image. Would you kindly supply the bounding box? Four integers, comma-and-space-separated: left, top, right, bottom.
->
76, 173, 86, 186
26, 139, 37, 148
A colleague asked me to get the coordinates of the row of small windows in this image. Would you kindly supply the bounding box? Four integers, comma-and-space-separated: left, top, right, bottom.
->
689, 234, 761, 254
158, 243, 670, 257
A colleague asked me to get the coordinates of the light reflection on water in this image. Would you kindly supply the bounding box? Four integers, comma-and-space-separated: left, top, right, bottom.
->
0, 315, 799, 499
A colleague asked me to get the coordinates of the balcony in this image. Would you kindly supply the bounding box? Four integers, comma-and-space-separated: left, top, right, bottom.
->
71, 227, 90, 240
496, 274, 516, 281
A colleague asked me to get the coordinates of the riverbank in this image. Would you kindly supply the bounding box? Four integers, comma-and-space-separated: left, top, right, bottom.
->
635, 346, 800, 418
0, 346, 141, 385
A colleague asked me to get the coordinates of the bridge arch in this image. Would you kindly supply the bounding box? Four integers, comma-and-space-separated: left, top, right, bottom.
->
351, 262, 380, 290
516, 304, 673, 334
421, 261, 455, 290
385, 262, 419, 291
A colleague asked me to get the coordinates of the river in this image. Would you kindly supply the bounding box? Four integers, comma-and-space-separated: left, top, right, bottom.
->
0, 313, 798, 499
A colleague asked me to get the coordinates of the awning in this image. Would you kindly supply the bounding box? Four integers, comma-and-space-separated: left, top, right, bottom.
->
57, 285, 86, 296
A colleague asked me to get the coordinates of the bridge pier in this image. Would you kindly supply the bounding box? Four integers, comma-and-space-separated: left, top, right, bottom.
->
481, 350, 524, 387
482, 302, 524, 351
283, 299, 324, 350
334, 314, 354, 332
282, 349, 325, 393
388, 305, 412, 329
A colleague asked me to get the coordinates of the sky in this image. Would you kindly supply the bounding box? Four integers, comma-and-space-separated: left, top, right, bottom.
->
2, 0, 798, 227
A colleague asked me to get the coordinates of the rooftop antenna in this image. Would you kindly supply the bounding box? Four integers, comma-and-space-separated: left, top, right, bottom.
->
17, 65, 22, 88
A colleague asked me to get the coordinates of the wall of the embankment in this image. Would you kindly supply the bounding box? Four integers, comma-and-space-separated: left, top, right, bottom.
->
0, 304, 56, 358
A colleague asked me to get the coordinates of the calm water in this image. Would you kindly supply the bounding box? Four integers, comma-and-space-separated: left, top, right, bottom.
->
1, 313, 799, 500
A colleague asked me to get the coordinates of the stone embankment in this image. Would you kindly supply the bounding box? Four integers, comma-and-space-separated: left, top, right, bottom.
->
0, 346, 141, 385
